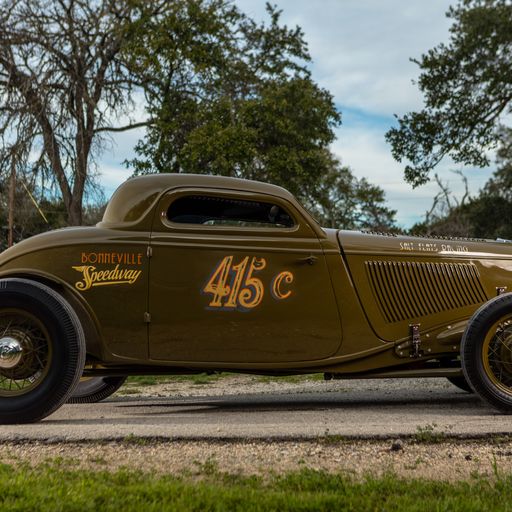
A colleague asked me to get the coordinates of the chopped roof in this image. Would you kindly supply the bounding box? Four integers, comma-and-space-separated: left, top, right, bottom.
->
100, 173, 299, 226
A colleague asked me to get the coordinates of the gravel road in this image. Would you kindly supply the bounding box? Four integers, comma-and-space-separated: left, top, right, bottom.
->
1, 376, 509, 441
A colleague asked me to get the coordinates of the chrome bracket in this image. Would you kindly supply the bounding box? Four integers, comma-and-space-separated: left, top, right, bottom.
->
410, 324, 422, 358
395, 324, 424, 358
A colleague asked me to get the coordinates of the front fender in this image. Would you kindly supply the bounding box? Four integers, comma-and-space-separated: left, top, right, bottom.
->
0, 268, 103, 360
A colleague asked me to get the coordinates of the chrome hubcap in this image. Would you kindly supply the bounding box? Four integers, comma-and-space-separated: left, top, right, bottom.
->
0, 336, 23, 369
0, 311, 51, 396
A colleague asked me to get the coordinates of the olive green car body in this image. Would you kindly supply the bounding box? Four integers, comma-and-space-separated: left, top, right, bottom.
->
1, 174, 510, 383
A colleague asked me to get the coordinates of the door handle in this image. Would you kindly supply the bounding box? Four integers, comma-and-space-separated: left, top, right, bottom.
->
297, 255, 318, 265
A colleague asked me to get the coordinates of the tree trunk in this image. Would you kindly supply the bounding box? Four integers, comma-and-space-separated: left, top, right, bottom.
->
68, 199, 83, 226
8, 158, 15, 248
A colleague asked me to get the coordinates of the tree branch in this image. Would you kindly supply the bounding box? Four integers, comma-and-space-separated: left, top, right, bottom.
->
94, 120, 154, 133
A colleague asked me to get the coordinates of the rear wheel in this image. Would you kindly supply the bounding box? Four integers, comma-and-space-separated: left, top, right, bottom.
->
68, 376, 127, 403
0, 279, 85, 423
462, 294, 512, 413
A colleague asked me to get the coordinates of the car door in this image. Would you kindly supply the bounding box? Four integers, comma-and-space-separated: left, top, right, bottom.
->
148, 187, 342, 364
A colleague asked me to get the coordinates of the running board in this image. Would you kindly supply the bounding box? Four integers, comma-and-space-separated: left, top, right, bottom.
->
324, 367, 463, 380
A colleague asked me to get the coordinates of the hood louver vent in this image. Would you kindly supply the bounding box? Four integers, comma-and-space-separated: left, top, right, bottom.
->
360, 231, 398, 237
365, 261, 487, 323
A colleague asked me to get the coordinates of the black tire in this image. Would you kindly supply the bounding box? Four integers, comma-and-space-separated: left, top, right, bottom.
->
446, 375, 474, 393
0, 278, 85, 423
461, 293, 512, 413
68, 376, 127, 403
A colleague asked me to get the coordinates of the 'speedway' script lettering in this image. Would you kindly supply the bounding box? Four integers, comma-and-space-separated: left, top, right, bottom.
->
72, 264, 142, 291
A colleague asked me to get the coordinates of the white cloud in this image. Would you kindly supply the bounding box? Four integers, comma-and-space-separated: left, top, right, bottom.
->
97, 163, 134, 198
236, 0, 454, 115
332, 125, 493, 227
96, 125, 147, 198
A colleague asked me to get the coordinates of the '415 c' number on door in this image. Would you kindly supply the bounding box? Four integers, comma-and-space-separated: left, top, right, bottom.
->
202, 256, 294, 311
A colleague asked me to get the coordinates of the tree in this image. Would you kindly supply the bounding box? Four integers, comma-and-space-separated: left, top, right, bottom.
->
408, 171, 473, 236
125, 3, 396, 229
0, 176, 65, 252
0, 0, 145, 225
410, 130, 512, 239
307, 153, 396, 231
386, 0, 512, 186
0, 176, 106, 252
126, 3, 342, 203
457, 128, 512, 239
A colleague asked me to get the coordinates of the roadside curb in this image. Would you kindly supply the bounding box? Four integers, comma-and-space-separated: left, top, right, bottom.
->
1, 432, 512, 444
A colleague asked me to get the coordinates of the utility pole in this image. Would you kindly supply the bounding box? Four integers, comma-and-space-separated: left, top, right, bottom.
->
7, 155, 15, 248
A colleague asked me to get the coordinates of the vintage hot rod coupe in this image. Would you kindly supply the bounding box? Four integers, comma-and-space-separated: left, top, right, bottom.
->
1, 173, 512, 423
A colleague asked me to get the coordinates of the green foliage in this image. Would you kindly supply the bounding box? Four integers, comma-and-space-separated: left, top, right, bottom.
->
124, 373, 229, 387
0, 464, 512, 511
0, 179, 68, 251
414, 423, 446, 443
132, 77, 340, 201
386, 0, 512, 186
256, 373, 324, 384
126, 2, 337, 196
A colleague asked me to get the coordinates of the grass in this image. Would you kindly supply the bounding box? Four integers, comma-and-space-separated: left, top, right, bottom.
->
413, 423, 446, 443
125, 372, 324, 388
256, 373, 324, 384
0, 463, 511, 511
125, 373, 233, 387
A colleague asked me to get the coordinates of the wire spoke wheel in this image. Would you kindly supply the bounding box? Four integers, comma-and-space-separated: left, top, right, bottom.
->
462, 294, 512, 413
0, 278, 85, 424
0, 310, 52, 397
482, 318, 512, 394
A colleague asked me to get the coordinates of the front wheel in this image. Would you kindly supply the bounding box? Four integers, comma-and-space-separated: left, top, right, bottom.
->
68, 376, 127, 403
0, 279, 85, 423
462, 294, 512, 413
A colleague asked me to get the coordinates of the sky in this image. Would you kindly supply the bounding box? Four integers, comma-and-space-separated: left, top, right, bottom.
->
99, 0, 494, 228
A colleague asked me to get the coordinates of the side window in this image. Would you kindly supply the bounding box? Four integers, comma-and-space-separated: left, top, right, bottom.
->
167, 195, 294, 228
